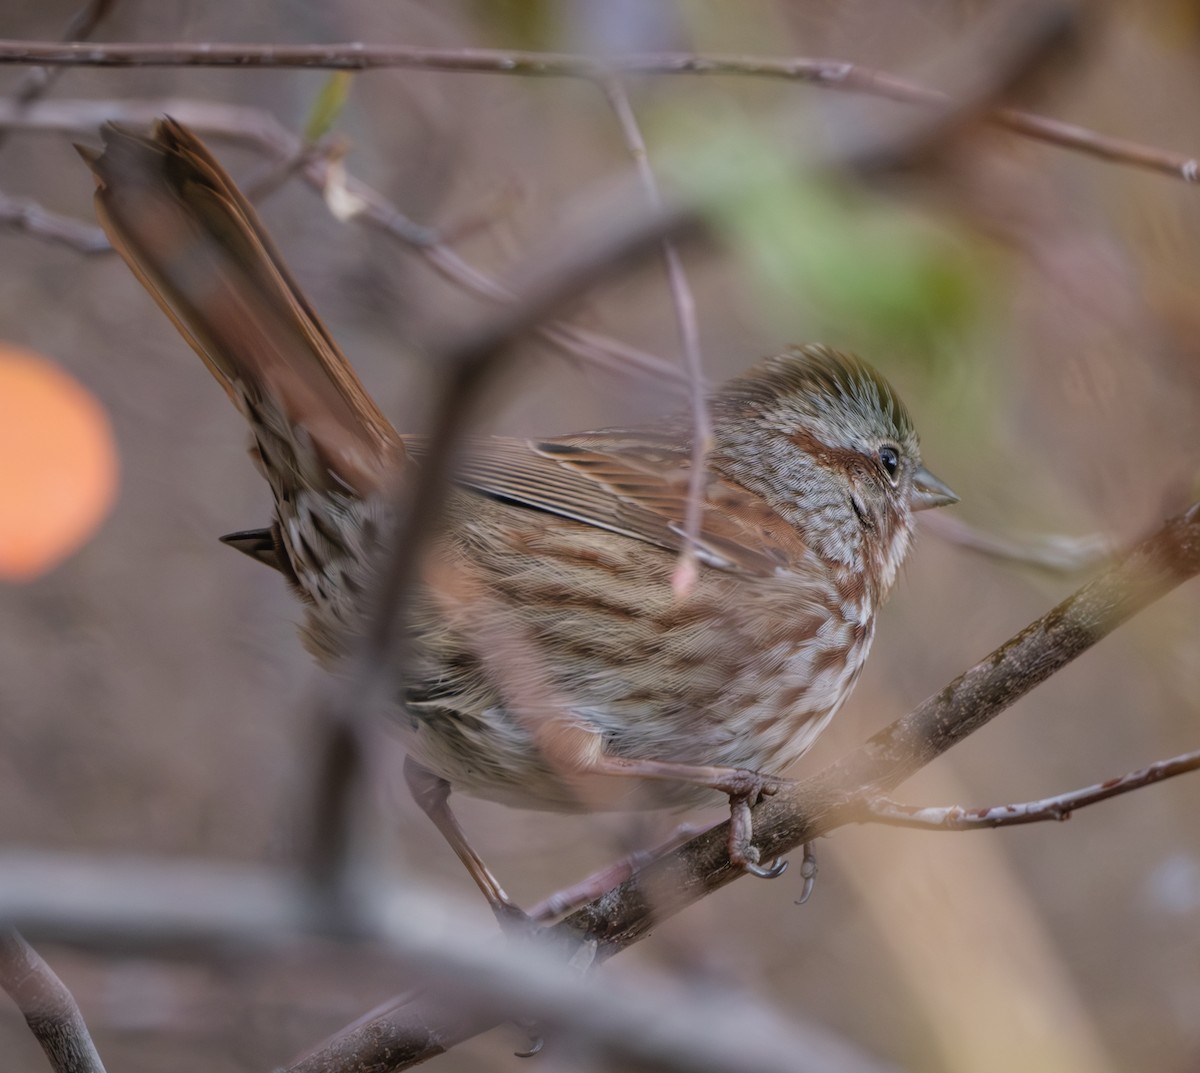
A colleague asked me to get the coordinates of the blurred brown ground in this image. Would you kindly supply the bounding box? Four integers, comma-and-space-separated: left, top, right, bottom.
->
2, 2, 1200, 1071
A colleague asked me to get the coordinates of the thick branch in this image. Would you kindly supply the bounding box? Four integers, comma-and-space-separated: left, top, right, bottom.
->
553, 504, 1200, 952
0, 856, 886, 1073
0, 929, 106, 1073
303, 502, 1200, 1070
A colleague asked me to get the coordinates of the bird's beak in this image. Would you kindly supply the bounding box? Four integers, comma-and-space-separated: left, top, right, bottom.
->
910, 465, 958, 511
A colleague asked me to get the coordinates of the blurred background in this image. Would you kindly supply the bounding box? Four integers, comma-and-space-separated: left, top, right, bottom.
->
2, 1, 1200, 1070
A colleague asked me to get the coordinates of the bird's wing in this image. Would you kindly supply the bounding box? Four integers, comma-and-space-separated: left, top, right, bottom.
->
406, 431, 811, 577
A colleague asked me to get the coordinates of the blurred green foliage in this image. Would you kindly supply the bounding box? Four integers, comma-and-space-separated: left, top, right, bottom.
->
682, 123, 988, 366
656, 105, 1005, 452
737, 179, 979, 350
464, 0, 559, 49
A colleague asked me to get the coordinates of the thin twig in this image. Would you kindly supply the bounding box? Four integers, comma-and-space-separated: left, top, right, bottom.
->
242, 138, 327, 202
0, 188, 109, 252
0, 929, 107, 1073
0, 0, 117, 155
0, 96, 686, 387
921, 511, 1114, 574
528, 823, 709, 923
600, 74, 710, 594
0, 35, 1195, 182
864, 746, 1200, 829
431, 179, 522, 245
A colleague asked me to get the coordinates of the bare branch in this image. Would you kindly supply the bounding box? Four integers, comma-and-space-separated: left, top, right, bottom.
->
0, 188, 109, 252
270, 9, 1097, 1066
1, 25, 1197, 182
529, 822, 709, 923
0, 929, 107, 1073
0, 0, 117, 143
564, 502, 1200, 952
0, 855, 887, 1073
0, 97, 686, 387
864, 747, 1200, 829
600, 74, 710, 593
299, 707, 369, 913
281, 502, 1200, 1071
287, 982, 904, 1073
921, 511, 1114, 574
0, 38, 1071, 81
0, 853, 326, 949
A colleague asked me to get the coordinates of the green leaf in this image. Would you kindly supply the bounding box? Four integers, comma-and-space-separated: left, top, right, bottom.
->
304, 72, 354, 144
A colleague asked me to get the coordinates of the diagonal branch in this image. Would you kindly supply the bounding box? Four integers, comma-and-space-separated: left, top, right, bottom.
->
0, 929, 107, 1073
557, 503, 1200, 951
0, 97, 686, 387
295, 501, 1200, 1070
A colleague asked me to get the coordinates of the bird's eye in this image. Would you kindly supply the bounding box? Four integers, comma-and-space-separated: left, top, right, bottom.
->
878, 446, 900, 483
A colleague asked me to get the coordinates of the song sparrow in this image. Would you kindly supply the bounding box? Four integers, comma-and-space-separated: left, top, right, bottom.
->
82, 120, 956, 921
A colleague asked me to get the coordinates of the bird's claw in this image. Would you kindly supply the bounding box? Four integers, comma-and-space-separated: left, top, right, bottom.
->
726, 774, 788, 879
742, 854, 788, 879
512, 1018, 545, 1058
794, 841, 819, 904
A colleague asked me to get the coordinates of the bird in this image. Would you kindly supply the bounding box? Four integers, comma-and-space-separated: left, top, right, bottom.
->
80, 118, 956, 924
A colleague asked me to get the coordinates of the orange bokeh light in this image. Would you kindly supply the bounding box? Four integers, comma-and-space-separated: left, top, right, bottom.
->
0, 345, 118, 579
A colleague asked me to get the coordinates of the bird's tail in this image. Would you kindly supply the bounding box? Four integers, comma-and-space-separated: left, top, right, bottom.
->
80, 118, 403, 502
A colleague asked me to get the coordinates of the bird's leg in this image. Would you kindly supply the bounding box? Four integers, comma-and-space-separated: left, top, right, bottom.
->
405, 759, 554, 1053
402, 757, 533, 933
528, 822, 709, 923
570, 749, 789, 880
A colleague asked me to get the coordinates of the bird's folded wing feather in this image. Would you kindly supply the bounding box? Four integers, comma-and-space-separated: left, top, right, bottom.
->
406, 431, 811, 577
